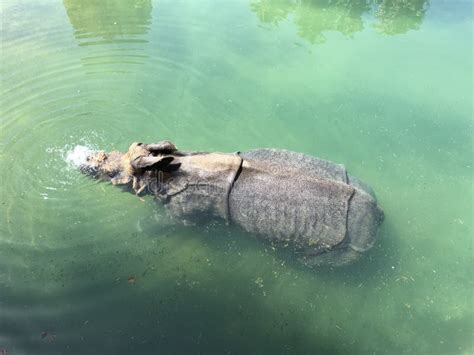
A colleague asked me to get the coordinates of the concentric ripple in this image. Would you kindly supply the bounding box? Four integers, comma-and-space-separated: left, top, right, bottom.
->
1, 0, 473, 354
0, 1, 224, 303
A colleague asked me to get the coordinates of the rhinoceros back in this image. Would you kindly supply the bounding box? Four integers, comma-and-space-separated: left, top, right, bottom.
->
229, 149, 355, 250
240, 149, 348, 183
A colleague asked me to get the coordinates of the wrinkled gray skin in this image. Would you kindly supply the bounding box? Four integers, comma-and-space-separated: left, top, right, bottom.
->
80, 141, 384, 267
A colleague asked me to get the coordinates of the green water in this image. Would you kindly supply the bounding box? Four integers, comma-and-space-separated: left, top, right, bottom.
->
0, 0, 472, 353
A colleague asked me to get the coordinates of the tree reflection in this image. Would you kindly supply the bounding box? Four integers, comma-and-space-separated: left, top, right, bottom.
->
374, 0, 429, 35
294, 0, 370, 44
63, 0, 152, 44
250, 0, 430, 44
250, 0, 295, 25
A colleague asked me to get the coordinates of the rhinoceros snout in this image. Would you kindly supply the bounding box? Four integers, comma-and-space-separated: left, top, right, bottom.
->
76, 150, 126, 183
77, 151, 105, 177
79, 158, 100, 176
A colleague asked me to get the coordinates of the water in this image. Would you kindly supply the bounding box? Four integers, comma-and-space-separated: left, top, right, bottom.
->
0, 0, 472, 353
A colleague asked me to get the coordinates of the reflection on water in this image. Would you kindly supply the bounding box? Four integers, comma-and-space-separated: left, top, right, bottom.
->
250, 0, 430, 43
63, 0, 152, 70
63, 0, 152, 45
374, 0, 429, 34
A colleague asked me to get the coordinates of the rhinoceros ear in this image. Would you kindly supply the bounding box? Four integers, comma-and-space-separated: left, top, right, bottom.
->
144, 141, 177, 155
132, 155, 175, 171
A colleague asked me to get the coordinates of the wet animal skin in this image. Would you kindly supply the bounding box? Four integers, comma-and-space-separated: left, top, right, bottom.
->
80, 141, 384, 267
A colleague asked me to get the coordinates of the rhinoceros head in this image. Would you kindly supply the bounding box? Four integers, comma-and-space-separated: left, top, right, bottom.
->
80, 141, 180, 192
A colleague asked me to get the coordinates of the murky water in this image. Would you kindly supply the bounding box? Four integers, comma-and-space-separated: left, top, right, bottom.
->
1, 0, 472, 354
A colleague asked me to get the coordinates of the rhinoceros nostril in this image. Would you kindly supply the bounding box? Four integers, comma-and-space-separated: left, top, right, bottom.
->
79, 163, 99, 176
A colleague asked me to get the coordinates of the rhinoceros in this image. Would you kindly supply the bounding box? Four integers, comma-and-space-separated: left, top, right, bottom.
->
78, 141, 384, 266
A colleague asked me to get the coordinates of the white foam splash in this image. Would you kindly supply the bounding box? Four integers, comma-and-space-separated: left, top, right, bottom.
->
65, 145, 94, 167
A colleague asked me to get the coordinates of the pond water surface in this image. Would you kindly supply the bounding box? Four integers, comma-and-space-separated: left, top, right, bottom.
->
0, 0, 472, 354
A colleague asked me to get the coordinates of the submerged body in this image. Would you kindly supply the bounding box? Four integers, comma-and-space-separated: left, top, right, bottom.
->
80, 142, 384, 266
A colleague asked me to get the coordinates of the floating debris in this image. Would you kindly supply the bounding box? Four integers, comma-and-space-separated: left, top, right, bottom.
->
127, 276, 137, 284
41, 331, 56, 343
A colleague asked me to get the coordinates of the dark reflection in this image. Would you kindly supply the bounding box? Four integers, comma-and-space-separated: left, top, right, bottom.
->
63, 0, 152, 45
251, 0, 430, 44
1, 221, 469, 354
0, 223, 367, 354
